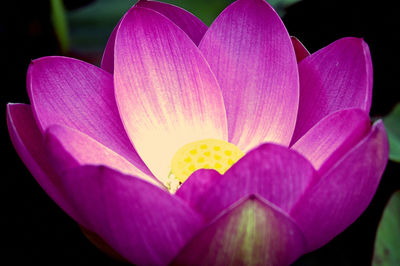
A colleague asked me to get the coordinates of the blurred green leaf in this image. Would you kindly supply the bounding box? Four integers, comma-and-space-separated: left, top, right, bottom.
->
372, 191, 400, 265
67, 0, 301, 59
51, 0, 69, 53
383, 103, 400, 162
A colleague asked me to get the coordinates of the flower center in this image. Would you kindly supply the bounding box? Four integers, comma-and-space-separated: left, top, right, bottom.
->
167, 139, 244, 193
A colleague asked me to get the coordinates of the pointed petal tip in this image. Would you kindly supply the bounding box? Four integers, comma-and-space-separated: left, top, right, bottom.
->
6, 103, 29, 129
291, 36, 310, 62
176, 168, 221, 203
6, 102, 21, 109
373, 119, 390, 157
29, 57, 45, 65
172, 194, 306, 266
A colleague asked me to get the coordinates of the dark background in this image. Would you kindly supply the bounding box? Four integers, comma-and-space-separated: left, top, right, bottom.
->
1, 0, 399, 265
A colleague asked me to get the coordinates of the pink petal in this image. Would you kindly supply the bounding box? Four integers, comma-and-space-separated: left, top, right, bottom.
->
101, 20, 120, 73
291, 108, 371, 174
291, 37, 373, 143
172, 196, 306, 266
101, 0, 208, 73
44, 124, 162, 188
291, 36, 310, 63
114, 7, 227, 181
6, 104, 81, 223
290, 121, 389, 251
176, 168, 221, 206
27, 56, 151, 176
177, 144, 315, 221
199, 0, 299, 151
60, 165, 203, 265
135, 0, 207, 45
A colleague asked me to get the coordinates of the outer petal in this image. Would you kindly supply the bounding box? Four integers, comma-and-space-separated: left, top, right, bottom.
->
101, 20, 120, 73
114, 7, 227, 181
291, 108, 371, 173
27, 56, 151, 176
177, 144, 315, 221
101, 0, 208, 73
291, 37, 373, 143
6, 104, 80, 223
172, 196, 306, 266
199, 0, 299, 150
291, 36, 310, 63
290, 121, 389, 251
44, 124, 162, 188
60, 165, 203, 265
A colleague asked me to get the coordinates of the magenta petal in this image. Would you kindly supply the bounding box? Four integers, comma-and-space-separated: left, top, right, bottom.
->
60, 165, 203, 265
176, 169, 221, 205
290, 121, 389, 251
292, 37, 373, 143
27, 56, 151, 176
101, 20, 120, 73
44, 124, 162, 188
101, 0, 207, 73
6, 104, 81, 223
291, 36, 310, 63
136, 0, 207, 45
199, 0, 299, 150
114, 7, 227, 180
291, 108, 371, 173
178, 144, 315, 221
172, 196, 306, 266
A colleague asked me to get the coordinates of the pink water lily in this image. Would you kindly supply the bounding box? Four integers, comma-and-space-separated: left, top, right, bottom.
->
7, 0, 389, 265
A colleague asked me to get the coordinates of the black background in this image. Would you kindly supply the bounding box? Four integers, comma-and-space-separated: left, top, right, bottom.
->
1, 0, 399, 265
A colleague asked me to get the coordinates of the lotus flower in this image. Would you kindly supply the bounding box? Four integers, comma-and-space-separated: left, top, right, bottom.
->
7, 0, 389, 265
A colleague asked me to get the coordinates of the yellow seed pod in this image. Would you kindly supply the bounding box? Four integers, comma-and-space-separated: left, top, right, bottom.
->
170, 139, 244, 184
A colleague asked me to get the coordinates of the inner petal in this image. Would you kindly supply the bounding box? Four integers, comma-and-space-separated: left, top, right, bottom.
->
167, 139, 244, 192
